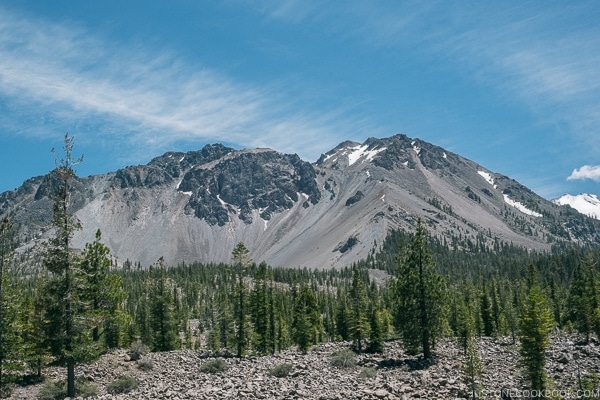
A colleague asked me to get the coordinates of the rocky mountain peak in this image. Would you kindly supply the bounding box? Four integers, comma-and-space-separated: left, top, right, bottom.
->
178, 149, 320, 226
114, 144, 234, 189
2, 135, 600, 268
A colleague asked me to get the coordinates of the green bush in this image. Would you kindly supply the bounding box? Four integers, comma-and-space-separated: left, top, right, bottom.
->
107, 376, 139, 394
359, 367, 377, 379
39, 379, 98, 400
330, 349, 357, 369
200, 358, 228, 374
0, 385, 13, 399
269, 363, 293, 378
128, 340, 150, 361
137, 357, 154, 371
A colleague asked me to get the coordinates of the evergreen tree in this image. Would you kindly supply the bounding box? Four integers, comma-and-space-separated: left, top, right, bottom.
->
335, 287, 349, 341
393, 219, 446, 359
502, 290, 519, 344
567, 253, 598, 343
251, 261, 275, 355
456, 291, 476, 354
490, 279, 502, 334
463, 337, 483, 400
149, 257, 180, 352
79, 229, 129, 348
348, 269, 369, 352
480, 280, 494, 336
42, 133, 89, 398
519, 264, 554, 395
20, 280, 49, 380
217, 301, 234, 352
0, 217, 21, 391
231, 242, 252, 357
367, 309, 384, 353
292, 284, 321, 353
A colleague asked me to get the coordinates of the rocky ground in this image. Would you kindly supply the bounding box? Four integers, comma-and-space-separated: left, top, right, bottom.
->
9, 334, 600, 399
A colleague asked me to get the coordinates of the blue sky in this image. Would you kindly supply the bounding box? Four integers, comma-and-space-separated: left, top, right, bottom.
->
1, 1, 599, 199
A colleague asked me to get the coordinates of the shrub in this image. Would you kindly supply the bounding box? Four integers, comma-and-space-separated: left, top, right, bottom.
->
200, 358, 228, 374
359, 367, 377, 379
137, 357, 154, 371
107, 376, 139, 394
330, 349, 357, 369
128, 340, 150, 361
0, 385, 13, 399
39, 379, 98, 400
269, 363, 293, 378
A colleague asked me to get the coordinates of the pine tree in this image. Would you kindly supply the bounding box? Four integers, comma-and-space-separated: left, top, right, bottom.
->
463, 337, 483, 400
348, 269, 369, 352
251, 261, 274, 355
335, 290, 350, 341
480, 280, 494, 336
393, 219, 446, 359
42, 133, 88, 398
456, 292, 475, 354
292, 284, 321, 353
367, 309, 384, 353
20, 280, 49, 380
231, 242, 252, 357
519, 264, 554, 395
79, 229, 129, 348
149, 257, 180, 352
0, 217, 21, 391
567, 253, 598, 343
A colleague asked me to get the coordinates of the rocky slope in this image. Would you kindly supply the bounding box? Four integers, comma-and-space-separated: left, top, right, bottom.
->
10, 335, 600, 399
2, 134, 599, 269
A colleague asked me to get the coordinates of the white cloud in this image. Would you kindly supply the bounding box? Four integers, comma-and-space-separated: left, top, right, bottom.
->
568, 165, 600, 182
0, 6, 377, 162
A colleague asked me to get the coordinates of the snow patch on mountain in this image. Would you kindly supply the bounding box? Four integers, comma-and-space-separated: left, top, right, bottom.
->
503, 194, 543, 217
553, 193, 600, 220
478, 171, 497, 189
411, 141, 421, 155
347, 145, 387, 166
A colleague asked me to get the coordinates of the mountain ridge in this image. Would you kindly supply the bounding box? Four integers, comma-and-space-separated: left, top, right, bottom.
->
2, 134, 599, 268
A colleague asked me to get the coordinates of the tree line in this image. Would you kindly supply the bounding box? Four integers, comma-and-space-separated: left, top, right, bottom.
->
0, 134, 599, 397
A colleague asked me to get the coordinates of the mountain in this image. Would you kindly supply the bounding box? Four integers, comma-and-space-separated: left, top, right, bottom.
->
553, 193, 600, 220
2, 134, 599, 268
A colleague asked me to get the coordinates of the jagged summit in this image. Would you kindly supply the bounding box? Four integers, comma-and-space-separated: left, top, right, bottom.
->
1, 135, 599, 268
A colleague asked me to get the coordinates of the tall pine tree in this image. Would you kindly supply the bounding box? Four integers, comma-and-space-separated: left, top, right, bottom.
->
393, 219, 446, 360
567, 253, 598, 343
231, 242, 252, 357
0, 217, 21, 392
519, 264, 554, 395
79, 229, 129, 349
348, 269, 369, 353
251, 261, 275, 355
42, 133, 89, 398
292, 284, 321, 353
149, 257, 180, 352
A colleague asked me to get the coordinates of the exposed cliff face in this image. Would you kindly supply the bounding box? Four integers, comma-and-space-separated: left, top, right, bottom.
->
179, 149, 320, 226
2, 134, 599, 268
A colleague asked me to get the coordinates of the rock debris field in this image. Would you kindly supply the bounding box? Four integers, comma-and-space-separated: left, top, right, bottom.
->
10, 334, 600, 399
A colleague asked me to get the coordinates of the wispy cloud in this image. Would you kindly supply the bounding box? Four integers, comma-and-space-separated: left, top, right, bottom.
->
257, 1, 600, 154
568, 165, 600, 182
0, 6, 376, 161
